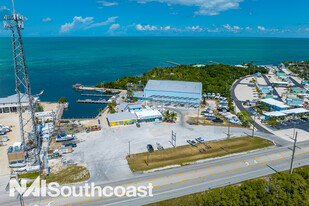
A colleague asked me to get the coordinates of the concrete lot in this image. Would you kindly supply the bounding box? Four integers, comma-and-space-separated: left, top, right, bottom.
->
256, 76, 267, 86
234, 77, 257, 102
0, 113, 24, 176
65, 118, 271, 184
275, 86, 289, 97
0, 102, 58, 177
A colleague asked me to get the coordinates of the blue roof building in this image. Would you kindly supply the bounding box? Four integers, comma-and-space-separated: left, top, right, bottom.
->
144, 80, 202, 105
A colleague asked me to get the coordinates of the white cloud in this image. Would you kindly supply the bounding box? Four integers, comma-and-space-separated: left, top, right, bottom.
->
0, 5, 10, 17
135, 24, 178, 32
223, 24, 242, 32
257, 26, 280, 32
304, 28, 309, 32
0, 5, 9, 11
136, 0, 244, 16
186, 25, 203, 32
107, 23, 120, 33
245, 26, 252, 31
136, 24, 158, 31
60, 16, 118, 33
42, 17, 52, 22
257, 26, 265, 31
87, 16, 118, 29
97, 1, 119, 6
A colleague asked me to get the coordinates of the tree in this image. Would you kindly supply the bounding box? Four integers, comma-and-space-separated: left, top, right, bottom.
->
170, 112, 177, 122
127, 89, 133, 100
98, 108, 103, 114
107, 104, 116, 113
58, 97, 67, 103
164, 110, 171, 120
34, 103, 44, 112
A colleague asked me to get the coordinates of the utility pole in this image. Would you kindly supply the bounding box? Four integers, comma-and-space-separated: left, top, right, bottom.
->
147, 152, 149, 166
290, 132, 298, 175
252, 115, 256, 137
292, 114, 296, 140
226, 121, 230, 151
197, 105, 200, 125
128, 141, 131, 157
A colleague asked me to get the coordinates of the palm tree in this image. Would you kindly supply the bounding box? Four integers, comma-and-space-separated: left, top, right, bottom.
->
107, 104, 115, 113
164, 110, 171, 120
127, 89, 133, 100
170, 112, 177, 122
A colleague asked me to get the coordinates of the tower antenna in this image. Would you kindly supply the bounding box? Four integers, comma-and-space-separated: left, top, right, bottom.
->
12, 0, 16, 15
4, 0, 40, 164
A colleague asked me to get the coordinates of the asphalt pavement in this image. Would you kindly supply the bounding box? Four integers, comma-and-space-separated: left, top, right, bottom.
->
230, 76, 273, 134
2, 140, 309, 206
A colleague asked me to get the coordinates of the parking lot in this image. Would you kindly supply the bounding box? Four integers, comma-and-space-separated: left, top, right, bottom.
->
64, 119, 258, 184
276, 117, 309, 132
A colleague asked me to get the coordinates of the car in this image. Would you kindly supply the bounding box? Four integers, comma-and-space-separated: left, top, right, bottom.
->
156, 142, 164, 150
301, 117, 309, 121
212, 118, 223, 123
195, 137, 205, 143
147, 144, 154, 153
187, 140, 197, 146
64, 143, 77, 147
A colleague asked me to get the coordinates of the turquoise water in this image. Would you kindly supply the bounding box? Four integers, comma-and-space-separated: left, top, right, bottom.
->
1, 37, 309, 118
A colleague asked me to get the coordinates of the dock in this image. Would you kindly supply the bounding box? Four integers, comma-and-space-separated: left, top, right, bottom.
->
81, 94, 113, 97
166, 61, 181, 66
72, 84, 120, 93
77, 99, 111, 104
208, 61, 221, 65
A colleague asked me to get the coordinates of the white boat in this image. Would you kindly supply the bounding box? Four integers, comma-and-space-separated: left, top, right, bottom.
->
56, 133, 75, 142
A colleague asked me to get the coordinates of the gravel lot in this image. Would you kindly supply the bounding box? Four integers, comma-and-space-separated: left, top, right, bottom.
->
65, 118, 261, 184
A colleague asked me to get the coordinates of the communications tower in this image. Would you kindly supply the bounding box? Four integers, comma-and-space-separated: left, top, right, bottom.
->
3, 2, 40, 161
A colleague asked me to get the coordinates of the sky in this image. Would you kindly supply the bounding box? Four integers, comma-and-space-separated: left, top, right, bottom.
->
0, 0, 308, 37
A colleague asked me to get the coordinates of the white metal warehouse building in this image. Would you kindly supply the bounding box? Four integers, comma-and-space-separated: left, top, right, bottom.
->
144, 80, 202, 105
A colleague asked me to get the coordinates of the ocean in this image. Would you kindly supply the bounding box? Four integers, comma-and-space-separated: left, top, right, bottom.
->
1, 37, 309, 119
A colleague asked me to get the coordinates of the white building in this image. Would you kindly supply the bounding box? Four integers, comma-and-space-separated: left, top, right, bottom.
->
0, 94, 39, 113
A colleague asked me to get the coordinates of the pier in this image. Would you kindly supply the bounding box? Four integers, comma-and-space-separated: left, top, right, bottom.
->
72, 83, 120, 93
166, 61, 181, 66
81, 94, 113, 97
77, 99, 111, 104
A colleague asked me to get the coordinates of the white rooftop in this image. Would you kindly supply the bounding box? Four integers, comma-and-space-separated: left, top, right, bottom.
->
145, 80, 202, 94
283, 108, 309, 115
263, 111, 286, 117
0, 93, 30, 104
135, 109, 162, 119
260, 99, 289, 109
264, 108, 309, 117
107, 112, 137, 122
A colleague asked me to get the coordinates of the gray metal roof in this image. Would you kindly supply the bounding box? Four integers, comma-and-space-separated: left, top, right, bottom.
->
107, 112, 137, 122
145, 80, 202, 94
128, 104, 142, 110
117, 103, 128, 111
0, 94, 30, 104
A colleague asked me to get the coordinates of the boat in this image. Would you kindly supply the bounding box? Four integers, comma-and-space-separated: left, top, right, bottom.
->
56, 133, 75, 142
64, 102, 69, 109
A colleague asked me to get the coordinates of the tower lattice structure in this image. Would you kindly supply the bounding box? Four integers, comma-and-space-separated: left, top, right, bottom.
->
4, 13, 40, 155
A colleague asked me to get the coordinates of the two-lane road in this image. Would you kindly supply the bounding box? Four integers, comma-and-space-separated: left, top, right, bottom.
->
2, 141, 309, 206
